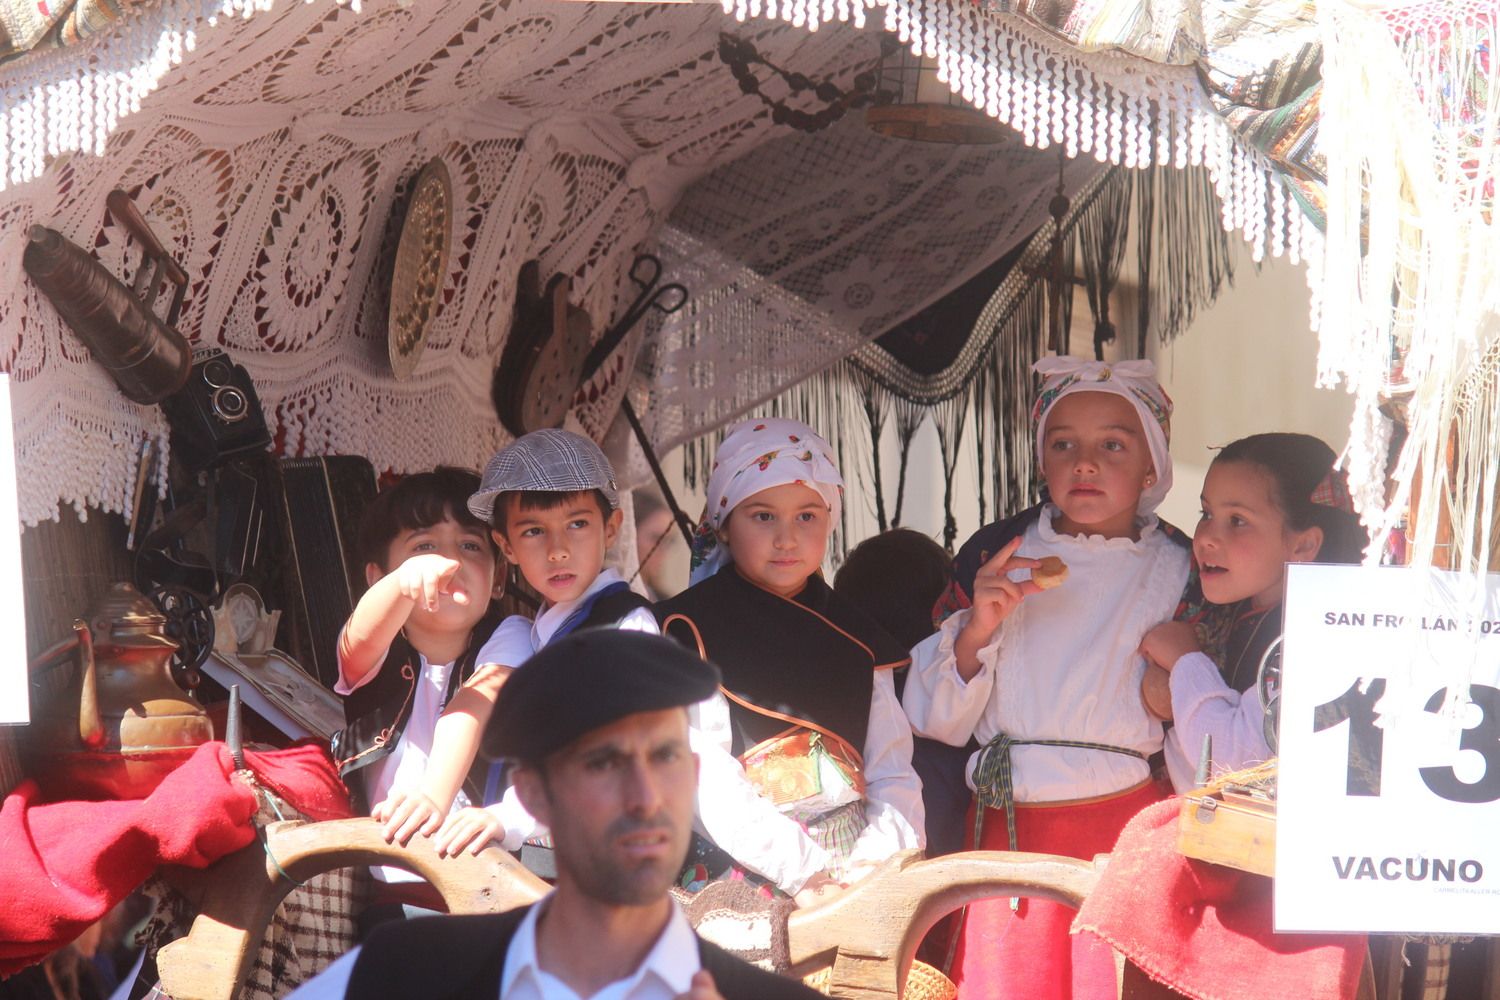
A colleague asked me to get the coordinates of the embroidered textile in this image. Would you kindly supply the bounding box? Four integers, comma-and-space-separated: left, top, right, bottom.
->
639, 112, 1109, 461
1317, 1, 1500, 594
0, 0, 1328, 537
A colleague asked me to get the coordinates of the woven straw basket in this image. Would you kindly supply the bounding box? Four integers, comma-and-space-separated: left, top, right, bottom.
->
802, 959, 957, 1000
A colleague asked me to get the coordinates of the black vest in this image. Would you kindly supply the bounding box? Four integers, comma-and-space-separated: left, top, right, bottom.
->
656, 566, 909, 756
561, 585, 654, 639
331, 607, 506, 811
345, 905, 824, 1000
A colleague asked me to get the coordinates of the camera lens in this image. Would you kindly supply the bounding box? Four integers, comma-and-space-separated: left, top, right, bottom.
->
211, 386, 248, 423
201, 358, 234, 388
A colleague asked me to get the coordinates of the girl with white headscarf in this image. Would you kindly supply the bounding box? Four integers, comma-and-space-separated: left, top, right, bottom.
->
903, 358, 1192, 1000
657, 418, 925, 905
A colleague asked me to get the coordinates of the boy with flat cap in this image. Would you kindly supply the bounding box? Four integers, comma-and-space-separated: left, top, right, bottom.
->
291, 630, 823, 1000
439, 430, 815, 898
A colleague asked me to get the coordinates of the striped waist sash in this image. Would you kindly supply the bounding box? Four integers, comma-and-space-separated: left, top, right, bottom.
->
971, 733, 1146, 851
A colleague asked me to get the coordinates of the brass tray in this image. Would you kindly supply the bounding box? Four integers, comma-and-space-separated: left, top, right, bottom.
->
387, 158, 453, 381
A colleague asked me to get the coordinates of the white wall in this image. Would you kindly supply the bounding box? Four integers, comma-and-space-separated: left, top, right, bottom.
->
1148, 247, 1354, 533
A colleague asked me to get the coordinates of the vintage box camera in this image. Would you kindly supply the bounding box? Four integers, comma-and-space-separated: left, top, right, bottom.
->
161, 347, 270, 471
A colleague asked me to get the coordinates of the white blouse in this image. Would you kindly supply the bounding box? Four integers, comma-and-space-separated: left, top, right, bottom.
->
903, 506, 1189, 804
1162, 650, 1273, 792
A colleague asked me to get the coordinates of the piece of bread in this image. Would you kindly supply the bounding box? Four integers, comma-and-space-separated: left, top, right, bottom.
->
1032, 556, 1069, 589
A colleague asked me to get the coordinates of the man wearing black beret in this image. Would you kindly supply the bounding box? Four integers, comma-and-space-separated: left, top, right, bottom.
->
296, 629, 822, 1000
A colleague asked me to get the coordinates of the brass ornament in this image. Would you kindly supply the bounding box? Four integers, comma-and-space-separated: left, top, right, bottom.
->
387, 158, 453, 381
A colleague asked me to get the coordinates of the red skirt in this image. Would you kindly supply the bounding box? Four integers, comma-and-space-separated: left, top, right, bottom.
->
952, 779, 1165, 1000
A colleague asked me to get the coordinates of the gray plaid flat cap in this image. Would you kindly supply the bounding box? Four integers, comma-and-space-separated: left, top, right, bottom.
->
468, 428, 620, 522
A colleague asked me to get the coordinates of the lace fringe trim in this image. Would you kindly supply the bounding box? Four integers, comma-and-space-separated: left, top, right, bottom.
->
720, 0, 1321, 268
1316, 2, 1500, 589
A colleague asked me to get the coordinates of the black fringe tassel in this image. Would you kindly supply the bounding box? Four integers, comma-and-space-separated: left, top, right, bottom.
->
681, 165, 1235, 559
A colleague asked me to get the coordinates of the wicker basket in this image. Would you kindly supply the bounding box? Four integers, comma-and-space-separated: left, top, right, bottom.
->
802, 958, 957, 1000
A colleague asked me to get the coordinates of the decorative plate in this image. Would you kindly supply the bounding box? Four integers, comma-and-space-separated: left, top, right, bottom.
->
387, 158, 453, 381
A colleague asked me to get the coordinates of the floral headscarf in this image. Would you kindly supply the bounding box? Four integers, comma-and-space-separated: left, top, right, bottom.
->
689, 418, 844, 585
1032, 356, 1174, 514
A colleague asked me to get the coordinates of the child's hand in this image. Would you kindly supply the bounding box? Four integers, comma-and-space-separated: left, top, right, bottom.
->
396, 553, 470, 612
1139, 621, 1202, 672
1141, 665, 1173, 721
962, 536, 1042, 641
793, 871, 846, 909
434, 807, 503, 858
372, 789, 446, 846
674, 971, 725, 1000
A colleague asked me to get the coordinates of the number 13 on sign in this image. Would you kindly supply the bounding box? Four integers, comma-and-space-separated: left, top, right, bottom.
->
1313, 677, 1500, 803
1276, 564, 1500, 935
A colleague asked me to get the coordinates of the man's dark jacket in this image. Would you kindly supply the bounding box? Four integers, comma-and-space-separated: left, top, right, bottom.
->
346, 905, 824, 999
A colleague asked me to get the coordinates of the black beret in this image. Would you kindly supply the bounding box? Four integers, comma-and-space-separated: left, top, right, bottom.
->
482, 628, 721, 762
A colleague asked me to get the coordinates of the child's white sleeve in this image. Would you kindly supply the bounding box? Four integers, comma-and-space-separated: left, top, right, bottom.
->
1165, 650, 1271, 790
485, 786, 545, 852
687, 692, 832, 895
846, 668, 925, 878
475, 614, 536, 668
901, 609, 1000, 746
472, 617, 541, 849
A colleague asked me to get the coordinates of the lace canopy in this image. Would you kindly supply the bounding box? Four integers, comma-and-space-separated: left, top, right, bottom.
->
3, 0, 1460, 586
0, 0, 890, 524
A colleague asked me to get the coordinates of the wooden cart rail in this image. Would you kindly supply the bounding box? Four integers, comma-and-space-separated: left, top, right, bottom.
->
156, 818, 548, 1000
154, 817, 1168, 1000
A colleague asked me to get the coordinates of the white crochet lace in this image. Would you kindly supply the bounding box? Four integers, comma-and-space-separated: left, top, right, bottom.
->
718, 0, 1320, 267
0, 0, 872, 525
642, 115, 1106, 455
0, 0, 1310, 533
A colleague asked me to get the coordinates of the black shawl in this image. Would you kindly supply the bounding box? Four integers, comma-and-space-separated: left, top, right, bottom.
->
655, 565, 909, 756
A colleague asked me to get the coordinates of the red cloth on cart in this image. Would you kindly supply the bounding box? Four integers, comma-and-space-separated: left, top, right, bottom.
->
242, 740, 353, 823
1073, 798, 1365, 1000
952, 780, 1164, 1000
0, 740, 352, 977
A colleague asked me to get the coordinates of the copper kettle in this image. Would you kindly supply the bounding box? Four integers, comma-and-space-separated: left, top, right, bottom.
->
30, 583, 213, 800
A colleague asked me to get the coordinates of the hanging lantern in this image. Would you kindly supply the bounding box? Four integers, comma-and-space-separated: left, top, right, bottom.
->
866, 38, 1009, 144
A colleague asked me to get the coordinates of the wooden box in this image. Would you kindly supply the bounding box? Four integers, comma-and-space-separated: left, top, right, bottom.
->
1176, 788, 1276, 877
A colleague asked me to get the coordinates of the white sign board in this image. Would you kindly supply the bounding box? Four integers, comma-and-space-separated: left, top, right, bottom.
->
0, 375, 27, 725
1276, 563, 1500, 933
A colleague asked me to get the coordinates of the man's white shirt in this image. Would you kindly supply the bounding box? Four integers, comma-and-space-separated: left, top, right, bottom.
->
285, 894, 700, 999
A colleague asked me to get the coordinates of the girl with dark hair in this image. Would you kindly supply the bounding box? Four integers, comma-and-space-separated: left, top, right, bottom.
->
1140, 432, 1369, 790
